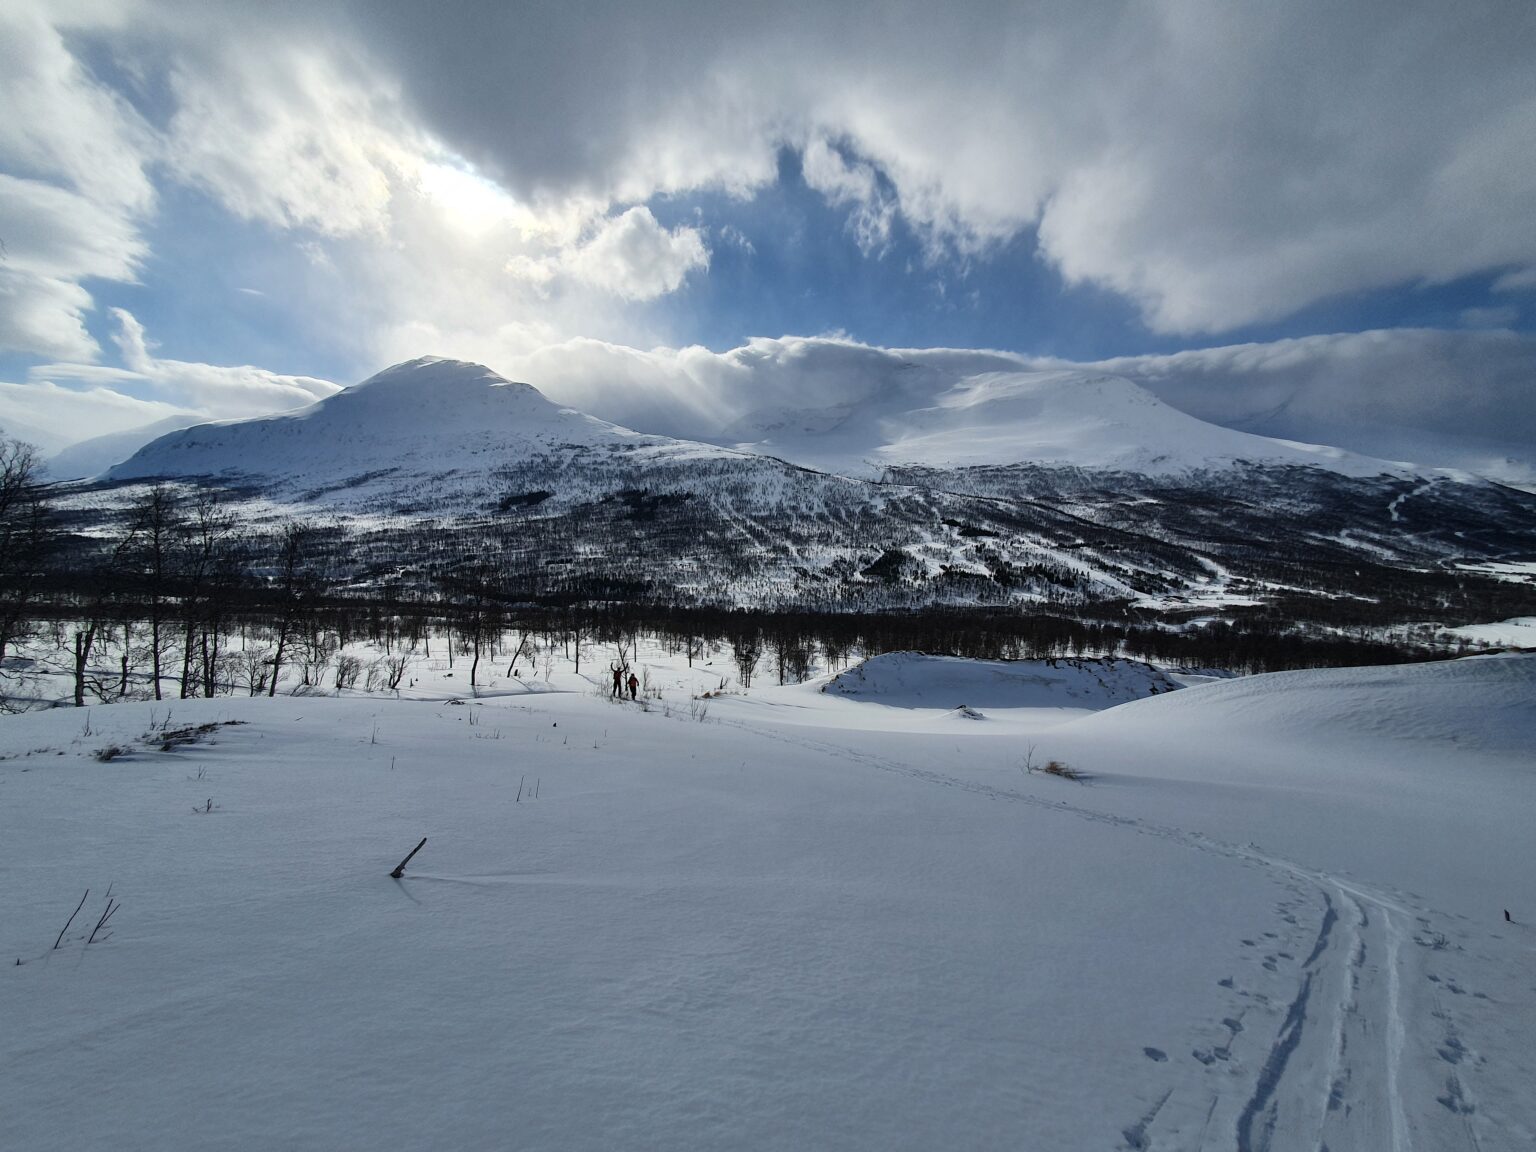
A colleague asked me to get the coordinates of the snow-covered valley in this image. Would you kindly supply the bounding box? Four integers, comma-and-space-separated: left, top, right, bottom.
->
4, 647, 1532, 1150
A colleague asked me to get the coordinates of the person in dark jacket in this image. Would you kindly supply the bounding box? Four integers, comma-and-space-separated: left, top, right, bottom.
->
627, 672, 639, 701
611, 664, 623, 699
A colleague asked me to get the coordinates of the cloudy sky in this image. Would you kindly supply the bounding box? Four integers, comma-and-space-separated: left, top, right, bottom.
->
3, 0, 1535, 478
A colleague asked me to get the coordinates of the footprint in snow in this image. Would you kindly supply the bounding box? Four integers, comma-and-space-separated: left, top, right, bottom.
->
1436, 1074, 1475, 1115
1142, 1047, 1167, 1062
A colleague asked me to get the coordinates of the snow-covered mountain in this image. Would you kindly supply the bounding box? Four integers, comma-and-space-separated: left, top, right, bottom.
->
722, 368, 1419, 478
108, 358, 740, 498
107, 358, 1424, 488
77, 356, 1536, 615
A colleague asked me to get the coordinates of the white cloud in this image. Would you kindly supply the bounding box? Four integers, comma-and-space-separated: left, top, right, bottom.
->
106, 309, 340, 414
0, 174, 147, 358
505, 205, 711, 301
0, 1, 154, 358
509, 334, 1020, 442
0, 379, 190, 451
161, 37, 420, 237
8, 310, 341, 448
557, 208, 709, 300
0, 3, 720, 377
1494, 266, 1536, 293
0, 271, 102, 363
0, 175, 145, 284
0, 1, 153, 214
801, 139, 896, 256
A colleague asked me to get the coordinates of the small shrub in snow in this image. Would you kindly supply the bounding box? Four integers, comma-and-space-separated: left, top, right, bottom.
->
94, 744, 128, 762
1021, 744, 1085, 782
154, 720, 245, 752
1040, 760, 1083, 781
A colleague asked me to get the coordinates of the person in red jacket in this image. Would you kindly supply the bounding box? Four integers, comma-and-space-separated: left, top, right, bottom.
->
627, 671, 639, 701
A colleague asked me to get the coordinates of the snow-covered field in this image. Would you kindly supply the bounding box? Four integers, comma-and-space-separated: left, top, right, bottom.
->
3, 649, 1532, 1150
1440, 616, 1536, 649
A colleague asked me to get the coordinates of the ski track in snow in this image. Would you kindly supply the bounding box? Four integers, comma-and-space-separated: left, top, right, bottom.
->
714, 712, 1506, 1152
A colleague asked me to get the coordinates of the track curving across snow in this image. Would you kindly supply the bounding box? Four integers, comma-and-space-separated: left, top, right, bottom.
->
713, 712, 1519, 1152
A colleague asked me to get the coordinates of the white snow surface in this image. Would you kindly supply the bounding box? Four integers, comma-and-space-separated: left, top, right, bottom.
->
107, 358, 741, 490
725, 368, 1419, 478
1441, 616, 1536, 648
4, 650, 1534, 1150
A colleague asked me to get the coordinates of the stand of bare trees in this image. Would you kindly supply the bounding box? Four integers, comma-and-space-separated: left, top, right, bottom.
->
0, 436, 53, 702
0, 440, 48, 653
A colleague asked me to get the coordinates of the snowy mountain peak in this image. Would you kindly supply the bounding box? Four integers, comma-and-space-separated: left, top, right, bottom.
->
349, 357, 536, 396
105, 356, 742, 495
329, 357, 556, 417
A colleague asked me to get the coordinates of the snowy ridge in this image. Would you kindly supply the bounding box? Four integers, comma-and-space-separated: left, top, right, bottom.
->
48, 415, 206, 481
1074, 648, 1536, 762
726, 368, 1420, 479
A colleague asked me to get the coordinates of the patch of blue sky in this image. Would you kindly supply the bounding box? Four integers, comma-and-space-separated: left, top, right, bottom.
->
650, 148, 1534, 361
84, 184, 365, 385
647, 149, 1147, 359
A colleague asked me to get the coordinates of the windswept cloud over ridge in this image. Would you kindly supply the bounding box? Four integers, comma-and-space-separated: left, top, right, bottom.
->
3, 310, 340, 448
505, 328, 1536, 487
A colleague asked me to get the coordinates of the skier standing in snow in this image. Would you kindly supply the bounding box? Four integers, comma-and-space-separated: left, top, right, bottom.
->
611, 663, 623, 699
627, 671, 639, 701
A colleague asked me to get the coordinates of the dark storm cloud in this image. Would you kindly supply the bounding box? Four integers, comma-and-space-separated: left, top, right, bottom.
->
316, 0, 1536, 333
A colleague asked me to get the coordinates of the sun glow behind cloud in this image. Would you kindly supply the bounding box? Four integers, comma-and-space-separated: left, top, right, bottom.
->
416, 161, 528, 238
